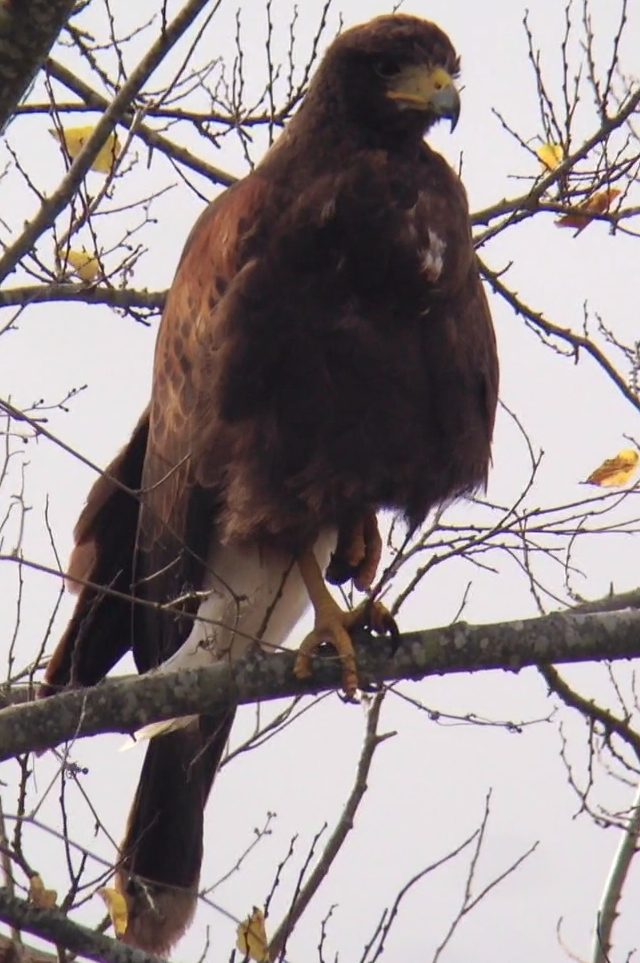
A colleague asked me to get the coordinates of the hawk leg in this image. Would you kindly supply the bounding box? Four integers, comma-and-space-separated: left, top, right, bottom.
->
295, 546, 395, 697
325, 510, 383, 591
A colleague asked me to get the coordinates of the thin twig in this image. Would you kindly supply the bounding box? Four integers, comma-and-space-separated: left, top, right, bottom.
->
0, 0, 224, 284
269, 692, 393, 959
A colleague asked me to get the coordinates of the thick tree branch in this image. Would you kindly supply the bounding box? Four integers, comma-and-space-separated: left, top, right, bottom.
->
0, 889, 166, 963
572, 586, 640, 614
0, 0, 75, 133
2, 608, 640, 760
0, 283, 166, 311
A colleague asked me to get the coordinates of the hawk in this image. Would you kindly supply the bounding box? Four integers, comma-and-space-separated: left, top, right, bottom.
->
40, 14, 499, 953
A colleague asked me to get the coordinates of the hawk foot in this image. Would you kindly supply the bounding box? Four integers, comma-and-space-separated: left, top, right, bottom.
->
294, 599, 359, 697
293, 596, 397, 697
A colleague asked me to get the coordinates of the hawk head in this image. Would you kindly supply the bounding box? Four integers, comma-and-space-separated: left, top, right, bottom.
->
308, 15, 461, 144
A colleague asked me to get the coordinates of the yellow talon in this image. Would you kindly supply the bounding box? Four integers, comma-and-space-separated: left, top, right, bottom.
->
295, 547, 396, 697
294, 597, 359, 697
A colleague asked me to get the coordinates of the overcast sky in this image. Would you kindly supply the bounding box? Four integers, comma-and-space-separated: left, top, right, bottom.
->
1, 0, 640, 960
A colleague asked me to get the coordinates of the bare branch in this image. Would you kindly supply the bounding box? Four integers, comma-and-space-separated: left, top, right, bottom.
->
0, 0, 223, 285
0, 283, 166, 312
2, 606, 640, 758
539, 664, 640, 761
269, 692, 392, 959
592, 779, 640, 963
471, 83, 640, 233
0, 888, 166, 963
479, 260, 640, 416
45, 59, 236, 188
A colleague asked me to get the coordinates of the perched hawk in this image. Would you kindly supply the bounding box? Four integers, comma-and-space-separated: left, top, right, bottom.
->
40, 14, 498, 954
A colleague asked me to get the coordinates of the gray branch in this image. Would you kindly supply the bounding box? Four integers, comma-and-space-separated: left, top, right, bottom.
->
0, 0, 75, 133
2, 607, 640, 760
0, 283, 166, 311
592, 780, 640, 963
0, 889, 166, 963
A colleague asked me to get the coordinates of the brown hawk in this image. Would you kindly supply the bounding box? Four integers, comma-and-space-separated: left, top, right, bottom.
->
40, 14, 499, 953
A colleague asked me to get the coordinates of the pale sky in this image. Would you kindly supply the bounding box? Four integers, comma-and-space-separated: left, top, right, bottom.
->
1, 0, 640, 961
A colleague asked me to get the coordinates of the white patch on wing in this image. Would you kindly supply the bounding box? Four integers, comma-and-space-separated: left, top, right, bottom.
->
124, 529, 336, 745
320, 197, 336, 222
418, 229, 446, 281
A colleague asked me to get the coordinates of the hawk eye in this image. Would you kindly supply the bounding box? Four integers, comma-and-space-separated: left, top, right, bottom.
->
374, 58, 401, 78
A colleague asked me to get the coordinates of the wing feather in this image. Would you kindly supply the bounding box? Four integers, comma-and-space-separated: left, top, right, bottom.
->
40, 410, 149, 695
132, 175, 268, 671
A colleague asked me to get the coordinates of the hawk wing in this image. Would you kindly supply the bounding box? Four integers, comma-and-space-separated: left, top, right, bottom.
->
39, 175, 269, 693
132, 174, 267, 672
39, 409, 148, 695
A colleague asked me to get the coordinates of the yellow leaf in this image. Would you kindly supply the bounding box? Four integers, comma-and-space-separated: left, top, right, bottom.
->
556, 188, 622, 233
237, 907, 270, 962
28, 874, 57, 909
536, 142, 564, 170
98, 887, 129, 937
583, 448, 639, 487
49, 126, 121, 174
61, 248, 100, 282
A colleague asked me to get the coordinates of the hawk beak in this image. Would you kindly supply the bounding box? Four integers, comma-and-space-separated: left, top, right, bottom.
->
387, 65, 460, 131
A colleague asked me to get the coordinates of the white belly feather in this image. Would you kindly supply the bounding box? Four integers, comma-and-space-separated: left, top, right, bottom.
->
124, 529, 336, 745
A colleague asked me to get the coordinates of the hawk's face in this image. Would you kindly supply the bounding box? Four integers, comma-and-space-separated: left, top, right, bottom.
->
314, 15, 461, 143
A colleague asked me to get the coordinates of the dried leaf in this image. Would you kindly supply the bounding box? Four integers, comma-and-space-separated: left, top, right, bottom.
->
28, 874, 57, 909
49, 125, 121, 174
536, 142, 564, 170
237, 907, 270, 962
61, 248, 100, 282
583, 448, 639, 487
98, 887, 129, 936
556, 188, 622, 233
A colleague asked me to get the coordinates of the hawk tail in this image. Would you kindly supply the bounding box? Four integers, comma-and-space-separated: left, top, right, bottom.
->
116, 710, 235, 954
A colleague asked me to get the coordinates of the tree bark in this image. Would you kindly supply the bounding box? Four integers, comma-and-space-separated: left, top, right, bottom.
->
0, 0, 76, 132
2, 606, 640, 760
0, 890, 166, 963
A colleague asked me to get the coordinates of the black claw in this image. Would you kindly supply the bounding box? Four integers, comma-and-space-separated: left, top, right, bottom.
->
386, 616, 400, 653
364, 600, 400, 653
337, 688, 360, 704
325, 551, 357, 586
